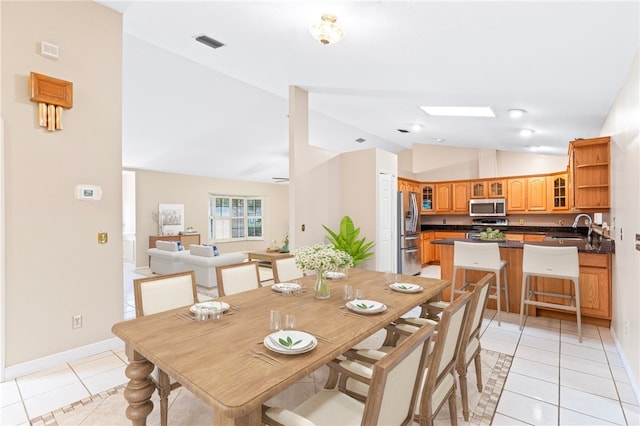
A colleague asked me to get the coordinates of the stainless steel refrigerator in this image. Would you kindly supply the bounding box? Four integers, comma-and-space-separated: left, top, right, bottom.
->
398, 190, 421, 275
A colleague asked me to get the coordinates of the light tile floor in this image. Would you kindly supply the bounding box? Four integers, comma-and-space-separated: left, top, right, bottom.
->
1, 265, 638, 425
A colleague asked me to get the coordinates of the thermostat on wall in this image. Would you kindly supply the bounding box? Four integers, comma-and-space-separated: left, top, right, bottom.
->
75, 184, 102, 201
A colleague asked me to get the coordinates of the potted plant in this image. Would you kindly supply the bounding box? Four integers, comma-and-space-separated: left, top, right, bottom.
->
322, 215, 375, 267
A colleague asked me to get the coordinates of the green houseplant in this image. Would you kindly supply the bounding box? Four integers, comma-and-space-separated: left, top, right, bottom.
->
322, 215, 375, 267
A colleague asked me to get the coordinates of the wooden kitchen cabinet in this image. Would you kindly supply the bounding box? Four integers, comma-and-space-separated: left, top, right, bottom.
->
435, 182, 469, 214
398, 178, 420, 193
421, 231, 435, 265
503, 233, 546, 243
507, 176, 547, 213
470, 178, 506, 198
548, 172, 569, 211
507, 178, 527, 212
569, 136, 611, 210
421, 184, 435, 214
433, 231, 466, 263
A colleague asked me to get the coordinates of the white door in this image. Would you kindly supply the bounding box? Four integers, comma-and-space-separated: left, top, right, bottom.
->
377, 171, 396, 272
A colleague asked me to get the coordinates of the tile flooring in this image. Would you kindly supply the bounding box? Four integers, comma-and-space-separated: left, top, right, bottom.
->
1, 265, 638, 425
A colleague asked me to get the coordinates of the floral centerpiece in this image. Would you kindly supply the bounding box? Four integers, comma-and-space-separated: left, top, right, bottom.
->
294, 244, 353, 299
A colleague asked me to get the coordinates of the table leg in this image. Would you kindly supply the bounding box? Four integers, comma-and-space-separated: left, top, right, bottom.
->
124, 350, 156, 426
214, 407, 261, 425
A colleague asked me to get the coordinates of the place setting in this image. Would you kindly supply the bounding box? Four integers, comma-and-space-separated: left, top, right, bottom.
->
175, 300, 231, 322
271, 281, 305, 296
340, 286, 387, 318
261, 311, 318, 356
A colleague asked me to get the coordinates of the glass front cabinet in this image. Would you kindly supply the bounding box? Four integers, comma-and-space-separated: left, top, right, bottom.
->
421, 183, 435, 213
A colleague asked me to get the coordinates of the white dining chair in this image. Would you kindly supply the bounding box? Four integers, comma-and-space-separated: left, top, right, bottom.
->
262, 320, 434, 426
272, 255, 304, 283
133, 270, 199, 426
216, 261, 262, 296
520, 244, 581, 342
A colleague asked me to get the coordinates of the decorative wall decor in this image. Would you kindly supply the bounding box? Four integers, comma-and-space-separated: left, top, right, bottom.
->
29, 72, 73, 132
159, 204, 184, 235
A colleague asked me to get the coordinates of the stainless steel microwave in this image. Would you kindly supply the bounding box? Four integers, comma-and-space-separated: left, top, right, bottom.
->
469, 198, 507, 217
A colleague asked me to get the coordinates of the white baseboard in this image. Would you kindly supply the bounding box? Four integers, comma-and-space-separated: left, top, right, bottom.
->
610, 326, 640, 405
3, 337, 124, 380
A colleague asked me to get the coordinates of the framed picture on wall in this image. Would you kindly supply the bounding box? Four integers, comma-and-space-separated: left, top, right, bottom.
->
159, 203, 184, 235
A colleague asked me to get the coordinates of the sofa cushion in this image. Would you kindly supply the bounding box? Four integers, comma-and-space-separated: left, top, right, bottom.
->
189, 244, 215, 257
156, 240, 180, 251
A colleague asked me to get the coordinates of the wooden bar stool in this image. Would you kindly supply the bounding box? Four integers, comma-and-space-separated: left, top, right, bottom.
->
451, 241, 509, 325
520, 244, 582, 342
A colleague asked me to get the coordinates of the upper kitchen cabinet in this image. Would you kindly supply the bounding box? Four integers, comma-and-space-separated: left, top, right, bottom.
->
436, 181, 469, 214
398, 178, 421, 193
507, 176, 547, 213
569, 137, 611, 210
548, 172, 569, 211
470, 179, 506, 199
421, 183, 435, 214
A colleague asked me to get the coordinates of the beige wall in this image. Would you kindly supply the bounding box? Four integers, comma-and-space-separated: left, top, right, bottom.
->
134, 170, 289, 266
408, 144, 567, 182
601, 49, 640, 395
1, 1, 123, 365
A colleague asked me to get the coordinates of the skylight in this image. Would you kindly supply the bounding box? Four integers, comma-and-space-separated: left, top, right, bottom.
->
419, 106, 495, 117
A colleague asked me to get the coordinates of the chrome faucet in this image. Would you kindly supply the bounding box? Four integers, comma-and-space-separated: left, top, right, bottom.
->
573, 213, 593, 249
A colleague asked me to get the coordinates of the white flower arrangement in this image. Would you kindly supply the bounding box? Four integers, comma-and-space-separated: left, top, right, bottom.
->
294, 244, 353, 273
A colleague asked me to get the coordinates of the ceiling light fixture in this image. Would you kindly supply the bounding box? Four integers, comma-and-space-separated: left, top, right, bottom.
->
309, 14, 345, 45
520, 129, 535, 137
419, 106, 495, 117
508, 109, 526, 118
411, 124, 423, 132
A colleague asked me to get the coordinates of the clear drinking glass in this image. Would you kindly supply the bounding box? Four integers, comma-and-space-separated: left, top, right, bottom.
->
269, 310, 281, 332
343, 284, 354, 301
284, 313, 296, 330
355, 288, 364, 300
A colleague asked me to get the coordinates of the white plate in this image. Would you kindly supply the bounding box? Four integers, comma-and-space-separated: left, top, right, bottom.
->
389, 283, 424, 293
189, 301, 230, 314
325, 271, 346, 280
271, 283, 302, 293
264, 331, 317, 354
346, 300, 387, 314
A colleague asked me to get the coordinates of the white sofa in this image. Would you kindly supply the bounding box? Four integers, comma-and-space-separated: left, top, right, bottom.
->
147, 241, 188, 274
182, 245, 247, 288
147, 242, 247, 288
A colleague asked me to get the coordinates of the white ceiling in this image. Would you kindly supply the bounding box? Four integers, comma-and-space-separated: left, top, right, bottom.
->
97, 1, 639, 183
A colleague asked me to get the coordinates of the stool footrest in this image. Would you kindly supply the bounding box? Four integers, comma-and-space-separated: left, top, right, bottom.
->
523, 299, 578, 312
528, 290, 575, 301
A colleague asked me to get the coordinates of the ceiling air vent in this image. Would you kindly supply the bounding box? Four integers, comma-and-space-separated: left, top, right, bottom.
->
355, 138, 366, 143
195, 34, 225, 49
397, 128, 409, 133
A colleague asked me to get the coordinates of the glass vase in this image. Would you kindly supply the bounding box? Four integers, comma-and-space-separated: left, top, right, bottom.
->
313, 270, 330, 299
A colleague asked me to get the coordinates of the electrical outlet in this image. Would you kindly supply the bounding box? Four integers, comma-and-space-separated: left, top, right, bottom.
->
72, 314, 82, 329
519, 219, 524, 225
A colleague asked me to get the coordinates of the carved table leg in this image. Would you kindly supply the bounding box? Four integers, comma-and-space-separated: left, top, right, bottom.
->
124, 350, 155, 426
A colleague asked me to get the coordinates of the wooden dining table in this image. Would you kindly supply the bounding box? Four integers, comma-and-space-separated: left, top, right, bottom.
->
112, 269, 449, 425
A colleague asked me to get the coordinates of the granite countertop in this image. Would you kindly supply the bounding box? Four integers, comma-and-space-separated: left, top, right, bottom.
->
431, 236, 615, 254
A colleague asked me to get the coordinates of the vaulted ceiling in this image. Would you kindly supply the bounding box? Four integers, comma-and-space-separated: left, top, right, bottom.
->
98, 1, 639, 183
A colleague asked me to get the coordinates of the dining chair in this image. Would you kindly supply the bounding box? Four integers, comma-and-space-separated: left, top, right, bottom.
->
455, 273, 492, 421
215, 261, 262, 296
133, 270, 199, 426
272, 255, 304, 283
520, 244, 581, 342
416, 290, 474, 426
262, 321, 435, 426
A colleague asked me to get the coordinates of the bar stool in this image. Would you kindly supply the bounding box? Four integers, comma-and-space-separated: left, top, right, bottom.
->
520, 244, 581, 342
451, 241, 509, 325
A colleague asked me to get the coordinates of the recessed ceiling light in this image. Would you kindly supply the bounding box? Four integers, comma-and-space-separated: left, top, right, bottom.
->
411, 124, 423, 132
520, 129, 535, 137
420, 106, 495, 117
435, 138, 446, 143
508, 109, 526, 118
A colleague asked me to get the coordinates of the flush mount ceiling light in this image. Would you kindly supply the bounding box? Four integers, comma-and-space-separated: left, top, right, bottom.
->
309, 14, 345, 45
508, 109, 526, 118
419, 106, 495, 117
520, 129, 535, 137
411, 124, 423, 132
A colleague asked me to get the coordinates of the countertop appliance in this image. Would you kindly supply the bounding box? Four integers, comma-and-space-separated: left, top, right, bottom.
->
469, 198, 507, 217
467, 218, 509, 239
398, 190, 421, 276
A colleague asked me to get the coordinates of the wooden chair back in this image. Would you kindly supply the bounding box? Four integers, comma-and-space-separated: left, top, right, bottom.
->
272, 256, 303, 283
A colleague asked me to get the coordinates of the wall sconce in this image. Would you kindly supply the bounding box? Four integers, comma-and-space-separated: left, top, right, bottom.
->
29, 72, 73, 132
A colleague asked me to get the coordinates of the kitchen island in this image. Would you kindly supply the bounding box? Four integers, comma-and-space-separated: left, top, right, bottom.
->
432, 236, 614, 327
